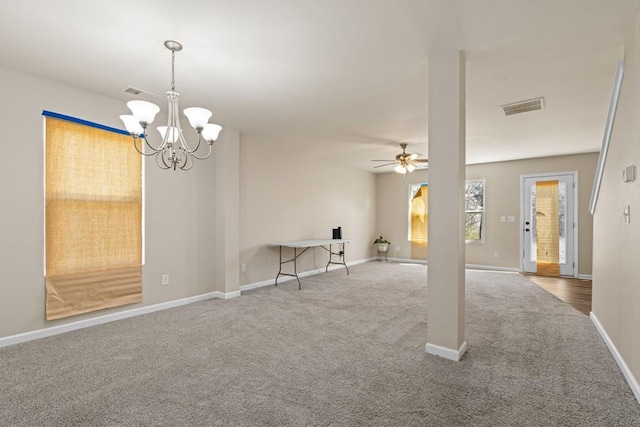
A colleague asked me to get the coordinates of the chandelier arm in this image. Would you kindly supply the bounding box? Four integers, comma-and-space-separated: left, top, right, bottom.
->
180, 153, 194, 171
142, 129, 166, 152
177, 130, 202, 154
155, 152, 170, 170
132, 136, 158, 156
189, 142, 213, 160
176, 148, 188, 170
160, 149, 175, 170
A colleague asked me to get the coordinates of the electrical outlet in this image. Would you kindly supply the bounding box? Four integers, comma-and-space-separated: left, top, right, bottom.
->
241, 264, 247, 273
500, 216, 506, 223
162, 274, 170, 286
493, 251, 499, 258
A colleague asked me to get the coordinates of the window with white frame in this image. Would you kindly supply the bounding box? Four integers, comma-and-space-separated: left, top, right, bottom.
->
408, 180, 485, 244
465, 180, 485, 242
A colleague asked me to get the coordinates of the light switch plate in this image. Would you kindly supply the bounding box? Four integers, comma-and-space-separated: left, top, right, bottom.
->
507, 216, 516, 223
623, 165, 635, 183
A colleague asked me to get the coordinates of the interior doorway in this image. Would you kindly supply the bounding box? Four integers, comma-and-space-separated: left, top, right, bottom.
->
521, 172, 577, 277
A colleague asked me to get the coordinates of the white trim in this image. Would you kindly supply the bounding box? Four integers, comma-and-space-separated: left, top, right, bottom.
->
590, 312, 640, 404
0, 291, 233, 349
387, 257, 428, 264
385, 258, 518, 273
240, 277, 280, 292
425, 341, 468, 361
219, 290, 241, 299
239, 257, 375, 293
578, 274, 593, 280
465, 264, 519, 273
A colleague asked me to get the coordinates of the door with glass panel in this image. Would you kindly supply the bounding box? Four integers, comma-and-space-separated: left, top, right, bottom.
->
522, 173, 576, 277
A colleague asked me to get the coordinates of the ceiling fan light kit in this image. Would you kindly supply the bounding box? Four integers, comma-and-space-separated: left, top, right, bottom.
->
372, 143, 428, 174
119, 40, 223, 171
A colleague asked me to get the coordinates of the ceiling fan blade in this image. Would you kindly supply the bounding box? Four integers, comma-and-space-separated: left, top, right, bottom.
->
373, 162, 397, 168
413, 159, 429, 163
371, 159, 396, 162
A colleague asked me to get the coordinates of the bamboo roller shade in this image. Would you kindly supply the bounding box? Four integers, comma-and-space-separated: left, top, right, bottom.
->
411, 186, 428, 259
45, 118, 142, 320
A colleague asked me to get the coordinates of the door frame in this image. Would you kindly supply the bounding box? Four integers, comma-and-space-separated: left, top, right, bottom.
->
519, 171, 579, 277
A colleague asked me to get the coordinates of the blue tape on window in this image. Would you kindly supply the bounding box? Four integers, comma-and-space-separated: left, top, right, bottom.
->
42, 110, 130, 136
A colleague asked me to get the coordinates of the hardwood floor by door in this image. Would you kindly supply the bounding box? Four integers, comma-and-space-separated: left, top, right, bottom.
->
524, 275, 592, 315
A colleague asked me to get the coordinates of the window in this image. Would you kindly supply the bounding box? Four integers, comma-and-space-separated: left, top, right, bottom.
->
409, 184, 428, 259
408, 180, 485, 247
465, 180, 485, 242
44, 112, 142, 320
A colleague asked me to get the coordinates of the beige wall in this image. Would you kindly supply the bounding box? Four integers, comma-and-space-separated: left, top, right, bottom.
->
0, 66, 234, 338
376, 152, 597, 275
239, 134, 377, 286
0, 66, 375, 340
592, 13, 640, 390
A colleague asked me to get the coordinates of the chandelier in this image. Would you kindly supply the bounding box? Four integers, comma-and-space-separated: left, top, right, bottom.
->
119, 40, 222, 171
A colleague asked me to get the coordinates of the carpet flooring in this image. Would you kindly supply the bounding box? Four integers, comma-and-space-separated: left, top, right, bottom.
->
1, 262, 639, 426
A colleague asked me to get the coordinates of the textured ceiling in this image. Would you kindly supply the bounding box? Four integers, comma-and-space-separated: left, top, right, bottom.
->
1, 0, 638, 171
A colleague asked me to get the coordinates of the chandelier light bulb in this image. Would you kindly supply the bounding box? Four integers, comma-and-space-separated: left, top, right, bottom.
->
120, 115, 143, 135
127, 100, 160, 125
202, 123, 223, 142
183, 107, 213, 130
406, 163, 416, 173
157, 126, 180, 143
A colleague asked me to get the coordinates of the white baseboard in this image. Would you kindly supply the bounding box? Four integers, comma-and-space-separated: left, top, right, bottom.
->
0, 290, 239, 349
590, 312, 640, 404
465, 264, 519, 273
239, 257, 375, 293
578, 274, 593, 280
219, 290, 241, 299
425, 341, 468, 361
385, 258, 518, 274
387, 257, 427, 264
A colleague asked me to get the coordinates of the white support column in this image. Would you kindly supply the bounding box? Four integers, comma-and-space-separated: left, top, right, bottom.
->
425, 51, 467, 361
215, 128, 241, 297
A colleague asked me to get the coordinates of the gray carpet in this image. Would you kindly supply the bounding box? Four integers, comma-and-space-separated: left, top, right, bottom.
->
1, 262, 639, 426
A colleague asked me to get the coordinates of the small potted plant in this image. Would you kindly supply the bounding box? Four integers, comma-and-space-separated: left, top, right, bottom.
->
373, 236, 390, 261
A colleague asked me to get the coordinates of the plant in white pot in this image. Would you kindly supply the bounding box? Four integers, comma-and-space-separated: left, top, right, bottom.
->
373, 236, 391, 261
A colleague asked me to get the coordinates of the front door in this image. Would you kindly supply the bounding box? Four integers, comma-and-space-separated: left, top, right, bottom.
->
522, 173, 576, 277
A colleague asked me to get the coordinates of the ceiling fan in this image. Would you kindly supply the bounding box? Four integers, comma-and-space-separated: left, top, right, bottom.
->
372, 143, 428, 174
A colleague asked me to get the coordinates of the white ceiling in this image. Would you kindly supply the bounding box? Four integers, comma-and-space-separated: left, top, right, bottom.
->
1, 0, 638, 171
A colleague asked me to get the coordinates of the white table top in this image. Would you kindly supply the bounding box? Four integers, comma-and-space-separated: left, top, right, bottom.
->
268, 239, 351, 248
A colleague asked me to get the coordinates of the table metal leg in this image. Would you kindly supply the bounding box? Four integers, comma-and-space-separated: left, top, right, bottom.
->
325, 243, 349, 275
273, 245, 306, 290
294, 247, 301, 290
275, 246, 282, 286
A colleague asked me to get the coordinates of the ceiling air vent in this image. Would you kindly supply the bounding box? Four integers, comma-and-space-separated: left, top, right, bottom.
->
500, 97, 545, 116
124, 86, 143, 95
